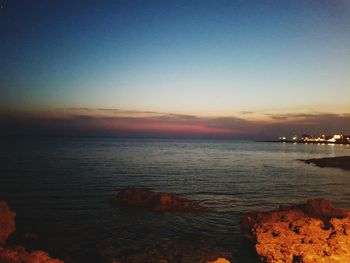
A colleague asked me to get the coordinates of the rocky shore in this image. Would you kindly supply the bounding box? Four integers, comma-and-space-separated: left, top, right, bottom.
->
0, 201, 63, 263
111, 187, 209, 213
241, 198, 350, 263
299, 156, 350, 171
4, 192, 350, 263
112, 189, 350, 262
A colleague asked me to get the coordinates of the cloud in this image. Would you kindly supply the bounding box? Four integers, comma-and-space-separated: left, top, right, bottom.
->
239, 111, 254, 115
1, 107, 350, 139
265, 113, 332, 121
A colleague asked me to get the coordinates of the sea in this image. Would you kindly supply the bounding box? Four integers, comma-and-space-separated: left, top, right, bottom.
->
1, 137, 350, 262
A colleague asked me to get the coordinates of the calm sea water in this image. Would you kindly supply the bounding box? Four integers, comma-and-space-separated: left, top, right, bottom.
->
1, 138, 350, 262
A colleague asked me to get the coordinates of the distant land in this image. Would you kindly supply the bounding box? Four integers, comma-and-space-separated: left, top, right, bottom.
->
299, 156, 350, 171
269, 134, 350, 145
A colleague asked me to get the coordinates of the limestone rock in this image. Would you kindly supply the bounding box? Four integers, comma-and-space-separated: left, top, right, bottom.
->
27, 250, 63, 263
299, 156, 350, 171
241, 198, 350, 263
0, 201, 16, 246
111, 187, 208, 212
207, 258, 230, 263
0, 245, 63, 263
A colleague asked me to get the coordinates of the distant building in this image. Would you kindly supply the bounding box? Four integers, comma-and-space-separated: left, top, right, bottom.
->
301, 134, 311, 141
278, 133, 350, 144
328, 134, 343, 143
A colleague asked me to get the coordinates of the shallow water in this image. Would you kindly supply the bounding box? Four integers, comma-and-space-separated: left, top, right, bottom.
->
1, 138, 350, 262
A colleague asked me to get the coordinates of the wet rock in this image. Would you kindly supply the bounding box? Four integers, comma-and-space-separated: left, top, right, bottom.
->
299, 156, 350, 171
303, 198, 350, 219
0, 201, 16, 246
241, 198, 350, 263
0, 245, 63, 263
27, 250, 63, 263
207, 258, 230, 263
111, 187, 208, 212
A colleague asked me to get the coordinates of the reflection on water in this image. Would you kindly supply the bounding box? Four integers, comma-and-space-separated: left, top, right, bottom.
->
0, 138, 350, 262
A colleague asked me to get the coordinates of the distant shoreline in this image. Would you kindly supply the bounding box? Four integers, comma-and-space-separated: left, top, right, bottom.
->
257, 140, 350, 145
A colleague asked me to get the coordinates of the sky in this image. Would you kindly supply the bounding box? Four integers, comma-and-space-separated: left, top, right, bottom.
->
1, 0, 350, 138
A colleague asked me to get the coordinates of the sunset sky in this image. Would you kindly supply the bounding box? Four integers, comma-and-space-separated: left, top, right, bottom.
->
1, 0, 350, 138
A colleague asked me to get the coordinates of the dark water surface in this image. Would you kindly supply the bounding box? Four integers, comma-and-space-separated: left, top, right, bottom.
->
1, 138, 350, 262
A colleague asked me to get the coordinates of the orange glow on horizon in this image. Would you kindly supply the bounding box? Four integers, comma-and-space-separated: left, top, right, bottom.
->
1, 106, 350, 138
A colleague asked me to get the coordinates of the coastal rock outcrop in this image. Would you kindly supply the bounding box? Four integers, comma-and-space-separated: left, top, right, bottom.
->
111, 187, 208, 212
0, 201, 16, 246
207, 258, 230, 263
241, 198, 350, 263
0, 201, 63, 263
0, 246, 63, 263
299, 156, 350, 171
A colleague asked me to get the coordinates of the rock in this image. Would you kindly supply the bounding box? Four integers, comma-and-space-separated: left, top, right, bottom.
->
304, 198, 350, 219
26, 250, 63, 263
241, 198, 350, 263
0, 201, 63, 263
111, 187, 208, 212
299, 156, 350, 171
207, 258, 230, 263
0, 245, 63, 263
0, 201, 16, 246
